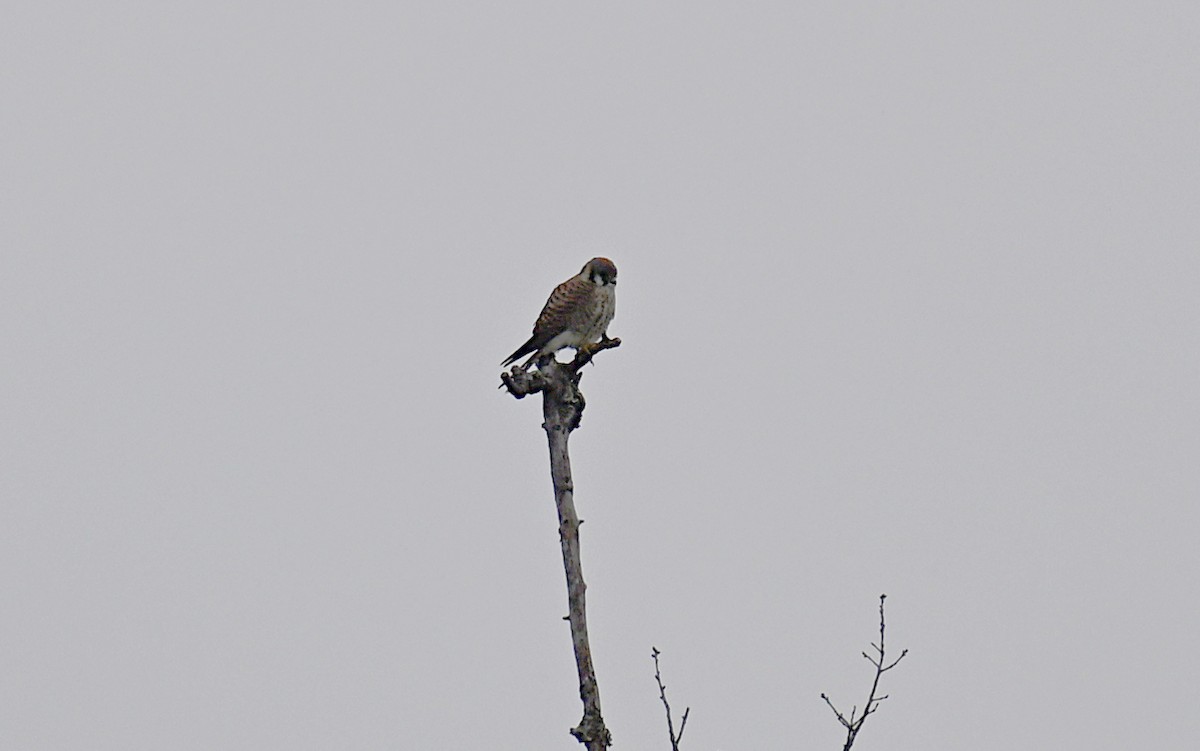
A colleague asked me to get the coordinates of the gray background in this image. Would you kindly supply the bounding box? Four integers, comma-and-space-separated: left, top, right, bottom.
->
3, 2, 1197, 749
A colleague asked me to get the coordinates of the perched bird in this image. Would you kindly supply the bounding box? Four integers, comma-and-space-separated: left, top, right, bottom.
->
502, 257, 617, 368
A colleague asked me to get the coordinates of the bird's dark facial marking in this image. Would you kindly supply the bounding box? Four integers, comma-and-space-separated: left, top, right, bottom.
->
582, 257, 617, 286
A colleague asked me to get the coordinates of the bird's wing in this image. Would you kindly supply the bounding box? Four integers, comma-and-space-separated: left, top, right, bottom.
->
532, 275, 592, 340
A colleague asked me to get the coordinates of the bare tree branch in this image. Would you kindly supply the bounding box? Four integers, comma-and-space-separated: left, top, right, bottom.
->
651, 647, 690, 751
500, 343, 621, 750
821, 594, 908, 751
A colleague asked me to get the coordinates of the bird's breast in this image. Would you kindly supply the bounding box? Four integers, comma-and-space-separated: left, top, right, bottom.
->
582, 286, 615, 340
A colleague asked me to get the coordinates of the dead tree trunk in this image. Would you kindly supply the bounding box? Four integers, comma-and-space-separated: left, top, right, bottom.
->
500, 339, 620, 751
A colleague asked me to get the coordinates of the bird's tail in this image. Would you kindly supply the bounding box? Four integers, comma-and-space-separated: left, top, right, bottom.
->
501, 337, 537, 367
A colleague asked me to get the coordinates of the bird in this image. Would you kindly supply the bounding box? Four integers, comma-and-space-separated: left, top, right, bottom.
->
502, 257, 617, 369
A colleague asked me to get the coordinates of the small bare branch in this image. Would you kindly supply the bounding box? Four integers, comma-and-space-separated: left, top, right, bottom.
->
568, 336, 622, 372
821, 595, 908, 751
820, 693, 852, 729
651, 647, 690, 751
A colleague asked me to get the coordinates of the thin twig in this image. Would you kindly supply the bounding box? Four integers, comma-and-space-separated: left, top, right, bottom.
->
821, 594, 908, 751
651, 647, 690, 751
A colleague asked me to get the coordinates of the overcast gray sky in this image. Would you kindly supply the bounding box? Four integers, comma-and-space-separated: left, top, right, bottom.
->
3, 2, 1198, 749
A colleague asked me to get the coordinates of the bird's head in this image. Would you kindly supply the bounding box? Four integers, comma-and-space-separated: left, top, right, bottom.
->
581, 257, 618, 287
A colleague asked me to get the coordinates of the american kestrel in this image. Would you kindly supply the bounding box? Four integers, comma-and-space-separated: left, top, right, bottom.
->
502, 257, 618, 368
